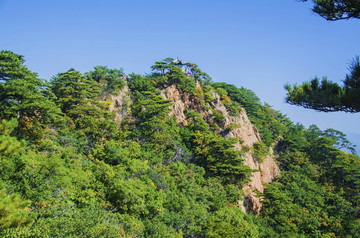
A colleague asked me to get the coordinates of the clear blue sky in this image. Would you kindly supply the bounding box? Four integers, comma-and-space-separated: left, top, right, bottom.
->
1, 0, 359, 148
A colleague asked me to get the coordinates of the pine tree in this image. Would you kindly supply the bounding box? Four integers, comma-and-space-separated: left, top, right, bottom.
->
287, 2, 360, 112
0, 50, 61, 140
302, 0, 360, 21
131, 91, 172, 138
51, 69, 116, 144
50, 68, 109, 120
285, 57, 360, 112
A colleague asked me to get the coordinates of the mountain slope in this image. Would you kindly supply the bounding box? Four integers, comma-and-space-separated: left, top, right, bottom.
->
1, 52, 359, 237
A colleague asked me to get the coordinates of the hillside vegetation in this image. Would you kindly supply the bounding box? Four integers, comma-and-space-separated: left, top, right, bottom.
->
0, 51, 359, 237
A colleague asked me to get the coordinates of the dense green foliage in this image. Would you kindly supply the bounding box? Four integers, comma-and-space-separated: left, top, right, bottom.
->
0, 51, 359, 237
302, 0, 360, 21
285, 56, 360, 113
0, 50, 62, 140
263, 123, 360, 237
84, 65, 125, 94
287, 2, 360, 113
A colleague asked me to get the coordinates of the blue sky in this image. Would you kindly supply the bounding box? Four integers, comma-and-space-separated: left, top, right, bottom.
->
1, 0, 359, 148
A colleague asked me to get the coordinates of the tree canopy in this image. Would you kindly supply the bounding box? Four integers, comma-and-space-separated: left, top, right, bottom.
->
285, 1, 360, 113
285, 50, 360, 113
0, 50, 62, 140
303, 0, 360, 21
0, 51, 359, 237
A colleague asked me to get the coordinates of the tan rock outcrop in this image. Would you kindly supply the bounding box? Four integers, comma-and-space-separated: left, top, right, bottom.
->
107, 84, 132, 123
110, 81, 280, 214
161, 83, 280, 214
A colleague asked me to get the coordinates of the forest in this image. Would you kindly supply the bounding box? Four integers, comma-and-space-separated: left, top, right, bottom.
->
0, 50, 359, 237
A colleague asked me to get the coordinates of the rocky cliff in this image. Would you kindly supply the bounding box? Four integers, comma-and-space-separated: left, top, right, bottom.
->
161, 83, 280, 214
109, 81, 280, 214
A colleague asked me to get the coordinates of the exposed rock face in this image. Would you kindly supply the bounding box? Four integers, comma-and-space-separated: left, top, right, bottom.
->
161, 84, 280, 214
161, 85, 189, 126
108, 85, 132, 123
240, 150, 280, 214
110, 81, 280, 214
